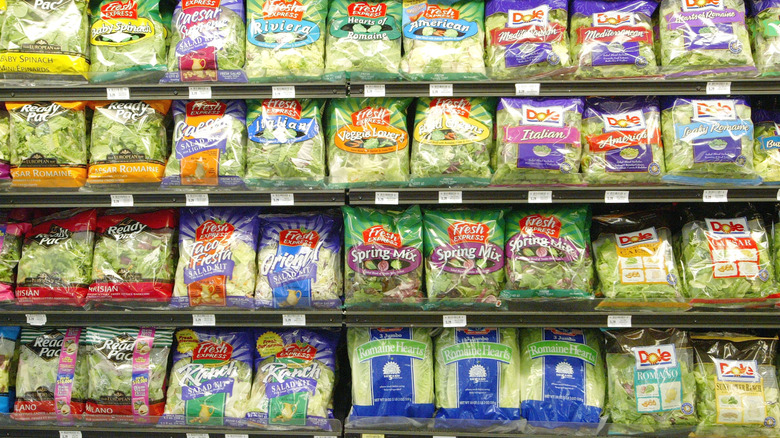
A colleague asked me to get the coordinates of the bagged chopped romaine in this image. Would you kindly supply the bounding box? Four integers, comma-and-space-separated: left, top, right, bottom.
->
411, 97, 495, 185
485, 0, 571, 80
434, 328, 520, 420
246, 0, 327, 81
84, 327, 172, 422
7, 102, 88, 188
88, 101, 170, 185
246, 99, 325, 187
423, 209, 505, 302
256, 213, 341, 308
247, 328, 339, 428
0, 105, 10, 182
327, 98, 412, 186
88, 209, 177, 305
16, 209, 97, 307
163, 100, 247, 187
748, 0, 780, 75
0, 327, 20, 413
161, 329, 253, 426
492, 97, 585, 185
0, 219, 31, 302
752, 107, 780, 182
661, 97, 760, 185
503, 206, 594, 297
172, 208, 259, 308
342, 205, 424, 304
400, 0, 486, 80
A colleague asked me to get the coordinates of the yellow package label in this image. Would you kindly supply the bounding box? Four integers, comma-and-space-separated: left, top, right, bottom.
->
714, 359, 766, 425
87, 162, 164, 184
90, 18, 155, 46
11, 166, 87, 187
0, 52, 88, 75
615, 227, 669, 285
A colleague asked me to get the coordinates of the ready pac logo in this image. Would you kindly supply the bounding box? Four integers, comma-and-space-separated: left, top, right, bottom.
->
423, 4, 458, 19
508, 5, 549, 28
100, 0, 137, 19
352, 106, 391, 126
632, 344, 677, 368
605, 110, 646, 132
593, 11, 635, 27
705, 217, 749, 236
262, 99, 301, 119
348, 1, 386, 18
715, 359, 759, 382
448, 221, 489, 245
280, 229, 320, 249
519, 214, 561, 239
683, 0, 723, 11
363, 225, 402, 248
521, 105, 564, 127
616, 227, 659, 248
693, 100, 737, 121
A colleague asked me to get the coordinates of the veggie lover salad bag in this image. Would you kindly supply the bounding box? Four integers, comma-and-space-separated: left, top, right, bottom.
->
0, 216, 31, 302
748, 0, 780, 75
752, 106, 780, 183
0, 327, 20, 413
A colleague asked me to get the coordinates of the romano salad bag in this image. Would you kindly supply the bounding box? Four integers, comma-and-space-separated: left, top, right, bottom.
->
752, 107, 780, 182
348, 327, 434, 417
247, 328, 339, 428
342, 205, 424, 304
0, 218, 31, 302
748, 0, 780, 75
0, 327, 20, 414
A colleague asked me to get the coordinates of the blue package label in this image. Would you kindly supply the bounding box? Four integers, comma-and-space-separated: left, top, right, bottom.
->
248, 19, 322, 49
248, 115, 320, 144
632, 344, 684, 414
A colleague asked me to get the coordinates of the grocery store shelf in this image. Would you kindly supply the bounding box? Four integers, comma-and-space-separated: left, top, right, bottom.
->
343, 429, 685, 438
0, 425, 340, 437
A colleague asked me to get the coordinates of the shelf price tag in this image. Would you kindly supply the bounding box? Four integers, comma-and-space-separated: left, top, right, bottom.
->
438, 190, 462, 204
60, 432, 82, 438
362, 435, 385, 438
225, 435, 249, 438
185, 193, 209, 206
26, 314, 46, 326
283, 314, 306, 326
608, 315, 632, 328
106, 87, 130, 100
110, 194, 133, 207
271, 193, 294, 206
192, 314, 216, 326
706, 81, 731, 95
375, 192, 399, 205
364, 84, 386, 97
605, 190, 629, 203
188, 86, 212, 99
515, 83, 540, 96
443, 314, 467, 327
186, 434, 209, 438
528, 190, 552, 203
272, 86, 296, 99
703, 189, 728, 203
429, 83, 453, 97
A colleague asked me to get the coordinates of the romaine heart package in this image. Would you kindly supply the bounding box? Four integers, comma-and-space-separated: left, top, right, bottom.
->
0, 327, 20, 413
0, 219, 31, 302
752, 107, 780, 182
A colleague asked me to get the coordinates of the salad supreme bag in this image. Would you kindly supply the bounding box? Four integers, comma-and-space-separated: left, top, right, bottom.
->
0, 327, 20, 413
752, 107, 780, 182
749, 0, 780, 75
0, 218, 31, 302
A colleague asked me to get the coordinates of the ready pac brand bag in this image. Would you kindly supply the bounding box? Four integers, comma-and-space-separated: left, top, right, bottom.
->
0, 218, 31, 302
0, 327, 20, 413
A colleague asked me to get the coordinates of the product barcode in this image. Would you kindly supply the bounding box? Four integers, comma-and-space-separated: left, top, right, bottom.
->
188, 86, 212, 99
271, 193, 294, 206
515, 83, 540, 96
703, 190, 728, 203
608, 315, 632, 328
192, 314, 216, 326
283, 314, 306, 326
375, 192, 399, 205
272, 86, 296, 99
438, 191, 462, 204
443, 314, 467, 327
528, 191, 552, 203
363, 84, 386, 97
110, 194, 133, 207
604, 191, 629, 203
706, 81, 731, 95
106, 87, 130, 100
185, 194, 209, 206
26, 314, 46, 326
429, 83, 453, 97
60, 432, 82, 438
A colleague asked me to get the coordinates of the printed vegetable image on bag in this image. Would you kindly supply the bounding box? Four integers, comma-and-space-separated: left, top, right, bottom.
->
748, 0, 780, 75
88, 101, 170, 185
0, 218, 31, 302
752, 107, 780, 183
0, 105, 10, 182
247, 328, 339, 428
348, 327, 434, 417
0, 327, 20, 414
7, 102, 88, 188
84, 327, 172, 422
172, 208, 259, 308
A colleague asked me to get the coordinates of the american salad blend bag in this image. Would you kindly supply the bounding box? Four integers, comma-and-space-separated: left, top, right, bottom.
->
752, 107, 780, 182
0, 218, 31, 302
7, 102, 88, 188
88, 209, 177, 305
342, 205, 424, 304
503, 206, 594, 297
0, 327, 20, 414
256, 214, 341, 309
400, 0, 486, 80
348, 327, 434, 417
0, 105, 10, 182
748, 0, 780, 75
162, 329, 253, 426
247, 328, 339, 427
84, 327, 172, 422
493, 97, 585, 185
245, 0, 327, 81
485, 0, 571, 80
172, 208, 259, 308
16, 209, 97, 307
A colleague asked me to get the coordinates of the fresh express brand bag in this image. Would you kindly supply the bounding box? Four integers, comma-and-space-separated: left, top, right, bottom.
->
749, 0, 780, 75
348, 327, 434, 417
0, 327, 20, 413
752, 107, 780, 182
16, 209, 97, 307
84, 327, 172, 422
0, 218, 31, 302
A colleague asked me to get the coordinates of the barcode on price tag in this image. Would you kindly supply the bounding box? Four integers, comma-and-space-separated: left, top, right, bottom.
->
439, 191, 462, 204
26, 314, 46, 326
283, 314, 306, 326
271, 193, 294, 206
272, 86, 296, 99
186, 434, 209, 438
443, 314, 467, 327
528, 190, 552, 203
192, 314, 216, 326
188, 86, 212, 99
706, 81, 731, 95
605, 190, 629, 203
429, 83, 453, 97
110, 194, 133, 207
364, 84, 386, 97
608, 315, 632, 328
60, 432, 82, 438
106, 87, 130, 100
515, 83, 540, 96
703, 189, 728, 202
375, 192, 399, 205
186, 193, 209, 206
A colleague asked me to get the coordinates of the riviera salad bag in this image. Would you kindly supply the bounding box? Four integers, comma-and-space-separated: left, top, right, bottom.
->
0, 327, 20, 413
752, 107, 780, 182
0, 217, 31, 302
748, 0, 780, 75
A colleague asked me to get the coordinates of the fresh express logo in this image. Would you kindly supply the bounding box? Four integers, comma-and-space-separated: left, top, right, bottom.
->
632, 344, 677, 368
96, 334, 136, 363
521, 105, 564, 127
519, 214, 561, 239
616, 227, 659, 248
593, 11, 635, 27
193, 340, 233, 365
277, 342, 317, 362
263, 99, 301, 119
448, 221, 489, 245
463, 328, 492, 335
715, 359, 759, 382
195, 220, 235, 241
100, 0, 137, 19
263, 0, 305, 20
693, 100, 737, 121
705, 217, 749, 236
181, 0, 218, 10
605, 110, 646, 132
348, 1, 386, 18
352, 106, 391, 126
280, 228, 320, 249
508, 6, 549, 27
683, 0, 723, 11
186, 100, 226, 117
105, 218, 148, 241
423, 4, 458, 19
363, 225, 402, 248
430, 98, 471, 117
33, 224, 71, 247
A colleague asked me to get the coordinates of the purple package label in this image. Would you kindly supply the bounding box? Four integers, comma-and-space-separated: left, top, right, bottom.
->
666, 9, 744, 30
428, 242, 505, 275
182, 377, 235, 401
505, 125, 580, 144
605, 146, 657, 173
184, 260, 237, 283
265, 377, 318, 399
693, 137, 743, 163
506, 43, 560, 68
347, 244, 422, 277
486, 0, 568, 17
591, 42, 644, 66
175, 138, 229, 159
131, 328, 155, 423
684, 24, 739, 51
0, 163, 9, 180
54, 328, 82, 423
253, 329, 339, 370
516, 142, 574, 172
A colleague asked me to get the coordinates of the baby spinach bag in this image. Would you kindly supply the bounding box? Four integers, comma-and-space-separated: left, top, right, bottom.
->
752, 107, 780, 183
749, 0, 780, 75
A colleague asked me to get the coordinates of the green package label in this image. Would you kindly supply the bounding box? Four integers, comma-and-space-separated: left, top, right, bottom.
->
763, 19, 780, 37
632, 344, 685, 414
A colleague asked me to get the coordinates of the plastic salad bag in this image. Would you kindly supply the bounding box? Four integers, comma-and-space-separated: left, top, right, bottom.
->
88, 209, 177, 305
0, 105, 10, 182
775, 205, 780, 283
256, 213, 342, 308
324, 0, 402, 80
492, 97, 585, 185
434, 328, 520, 421
172, 208, 259, 308
342, 205, 424, 304
247, 328, 339, 428
400, 0, 486, 80
485, 0, 571, 80
327, 98, 412, 187
161, 329, 253, 426
348, 327, 434, 417
0, 218, 31, 302
581, 96, 665, 184
503, 206, 594, 298
423, 209, 505, 302
0, 327, 20, 413
16, 209, 97, 307
7, 102, 88, 188
88, 101, 170, 185
748, 0, 780, 75
245, 0, 327, 81
661, 97, 759, 185
411, 97, 495, 186
84, 327, 172, 422
246, 99, 325, 187
163, 100, 247, 188
752, 107, 780, 183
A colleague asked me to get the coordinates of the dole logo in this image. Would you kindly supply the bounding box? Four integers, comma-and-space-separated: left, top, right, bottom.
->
448, 221, 489, 245
594, 11, 634, 27
352, 106, 391, 126
633, 344, 676, 368
693, 100, 736, 120
519, 214, 561, 239
683, 0, 723, 11
263, 99, 301, 119
280, 229, 320, 248
508, 6, 548, 27
705, 217, 749, 235
193, 340, 233, 365
616, 227, 658, 248
363, 225, 402, 248
348, 2, 386, 18
605, 110, 646, 132
263, 0, 305, 20
521, 105, 564, 127
186, 100, 226, 117
423, 5, 458, 19
431, 98, 471, 117
715, 359, 759, 382
195, 220, 235, 242
100, 0, 137, 19
277, 342, 317, 362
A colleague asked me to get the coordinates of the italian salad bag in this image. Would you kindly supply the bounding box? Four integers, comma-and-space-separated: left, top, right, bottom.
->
748, 0, 780, 75
0, 218, 31, 302
752, 107, 780, 183
0, 327, 20, 413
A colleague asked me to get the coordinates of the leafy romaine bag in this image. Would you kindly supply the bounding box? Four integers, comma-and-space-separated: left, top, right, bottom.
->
503, 206, 594, 298
485, 0, 571, 80
327, 98, 412, 187
342, 205, 424, 304
0, 219, 31, 302
88, 101, 170, 185
752, 107, 780, 183
0, 327, 19, 414
748, 0, 780, 75
246, 99, 326, 187
256, 213, 342, 308
411, 97, 495, 186
246, 0, 327, 81
16, 209, 97, 307
400, 0, 486, 80
172, 208, 259, 308
7, 102, 88, 188
0, 105, 10, 182
247, 328, 339, 428
84, 327, 172, 422
492, 97, 585, 185
161, 329, 253, 426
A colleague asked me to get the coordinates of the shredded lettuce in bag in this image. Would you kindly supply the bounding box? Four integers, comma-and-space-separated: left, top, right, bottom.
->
748, 0, 780, 75
0, 327, 20, 414
752, 107, 780, 183
0, 105, 10, 182
0, 219, 30, 302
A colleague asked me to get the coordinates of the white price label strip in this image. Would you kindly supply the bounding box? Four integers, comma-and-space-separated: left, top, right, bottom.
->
528, 190, 552, 203
364, 84, 386, 97
443, 314, 467, 327
515, 83, 540, 96
439, 190, 462, 204
186, 193, 209, 206
271, 193, 294, 206
283, 314, 306, 326
429, 83, 453, 97
706, 81, 732, 95
192, 314, 216, 326
188, 86, 212, 99
703, 189, 728, 202
26, 314, 46, 326
272, 86, 296, 99
608, 315, 632, 328
110, 194, 133, 207
605, 190, 629, 203
375, 192, 399, 205
225, 435, 249, 438
777, 188, 780, 201
106, 87, 130, 100
60, 432, 82, 438
186, 434, 209, 438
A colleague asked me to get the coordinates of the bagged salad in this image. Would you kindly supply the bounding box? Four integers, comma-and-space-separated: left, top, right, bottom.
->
172, 208, 259, 308
0, 105, 10, 182
342, 205, 424, 304
0, 218, 31, 302
485, 0, 571, 80
748, 0, 780, 75
327, 98, 411, 187
493, 97, 585, 185
411, 97, 495, 186
7, 102, 88, 188
0, 327, 20, 414
400, 0, 486, 80
752, 107, 780, 182
503, 206, 594, 298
